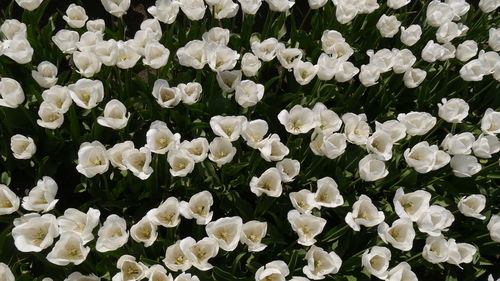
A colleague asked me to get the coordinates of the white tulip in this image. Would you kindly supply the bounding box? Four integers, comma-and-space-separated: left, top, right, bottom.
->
113, 255, 148, 281
375, 120, 406, 143
203, 28, 230, 46
179, 191, 214, 225
289, 189, 316, 214
180, 237, 219, 270
76, 141, 110, 178
359, 154, 389, 182
279, 105, 318, 135
437, 98, 469, 123
145, 265, 173, 281
479, 0, 500, 13
315, 177, 344, 208
251, 37, 279, 62
436, 22, 468, 43
240, 220, 267, 252
86, 19, 106, 33
335, 61, 359, 82
180, 138, 209, 162
388, 0, 410, 9
403, 67, 426, 88
342, 113, 370, 145
359, 64, 381, 87
123, 147, 153, 180
393, 188, 431, 222
447, 239, 476, 266
392, 49, 416, 74
65, 272, 100, 281
63, 4, 88, 28
316, 53, 339, 81
206, 44, 240, 72
255, 260, 289, 281
0, 184, 20, 215
441, 133, 475, 155
167, 150, 195, 177
148, 0, 180, 24
277, 45, 303, 70
367, 131, 394, 160
241, 119, 269, 149
75, 31, 102, 52
10, 134, 36, 160
147, 197, 181, 228
95, 39, 119, 66
205, 216, 243, 251
276, 158, 300, 182
0, 77, 25, 108
101, 0, 131, 17
1, 19, 27, 40
0, 263, 15, 281
345, 194, 385, 231
41, 85, 72, 114
68, 78, 104, 109
211, 0, 239, 19
178, 82, 202, 105
108, 141, 134, 170
163, 240, 192, 272
22, 176, 58, 213
287, 210, 326, 246
400, 25, 422, 46
487, 215, 500, 242
97, 99, 130, 130
179, 0, 206, 20
250, 167, 283, 197
488, 28, 500, 51
143, 41, 170, 69
241, 52, 262, 77
116, 40, 141, 69
458, 194, 486, 220
208, 137, 237, 165
417, 205, 454, 236
472, 134, 500, 158
481, 108, 500, 135
321, 30, 345, 55
258, 134, 289, 162
2, 39, 33, 64
362, 246, 391, 279
37, 102, 64, 129
130, 216, 158, 247
238, 0, 262, 14
308, 0, 327, 9
15, 0, 43, 10
96, 214, 129, 252
450, 155, 481, 177
376, 14, 401, 38
174, 273, 200, 281
235, 80, 264, 108
47, 232, 90, 265
177, 40, 207, 69
378, 218, 415, 251
455, 40, 478, 62
32, 61, 58, 88
146, 121, 180, 154
265, 0, 294, 11
57, 208, 100, 244
459, 59, 486, 81
152, 79, 182, 108
386, 262, 417, 281
320, 133, 347, 159
422, 235, 449, 263
303, 245, 342, 279
426, 0, 454, 27
12, 213, 59, 252
404, 142, 442, 173
421, 40, 445, 62
398, 111, 436, 136
293, 60, 318, 85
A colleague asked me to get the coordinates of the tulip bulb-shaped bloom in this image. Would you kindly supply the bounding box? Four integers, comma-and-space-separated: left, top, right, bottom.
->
178, 82, 202, 105
241, 119, 269, 149
376, 14, 401, 38
116, 41, 141, 69
481, 108, 500, 135
450, 155, 481, 177
63, 4, 88, 28
447, 239, 476, 266
404, 141, 439, 173
167, 150, 195, 177
65, 272, 101, 281
15, 0, 43, 10
68, 78, 104, 109
47, 232, 90, 265
345, 195, 385, 231
289, 189, 316, 214
176, 40, 207, 69
367, 131, 394, 160
12, 213, 59, 252
422, 235, 449, 263
0, 263, 15, 281
250, 167, 283, 197
145, 265, 174, 281
211, 0, 239, 19
458, 194, 486, 220
397, 112, 436, 136
10, 134, 36, 160
386, 262, 417, 281
174, 273, 200, 281
216, 70, 242, 93
97, 99, 130, 130
251, 38, 279, 62
287, 210, 326, 246
113, 255, 148, 281
163, 240, 192, 272
108, 141, 134, 170
76, 141, 109, 178
147, 197, 181, 228
0, 77, 25, 108
277, 46, 303, 70
3, 38, 34, 64
293, 61, 318, 85
96, 214, 129, 252
235, 80, 264, 108
146, 121, 180, 154
22, 176, 59, 213
238, 0, 262, 14
342, 113, 370, 145
37, 102, 64, 129
210, 115, 247, 141
131, 216, 158, 247
276, 158, 300, 182
32, 61, 58, 88
315, 177, 344, 208
206, 216, 243, 251
101, 0, 130, 17
362, 246, 391, 279
202, 27, 230, 46
303, 245, 342, 280
180, 138, 209, 163
321, 133, 347, 159
393, 188, 431, 222
41, 85, 72, 114
358, 154, 389, 182
255, 260, 290, 281
152, 79, 182, 108
438, 98, 469, 123
180, 191, 214, 225
207, 44, 240, 72
143, 41, 170, 69
313, 103, 342, 135
241, 53, 262, 77
208, 137, 237, 165
417, 205, 454, 236
258, 134, 290, 162
403, 68, 426, 88
278, 105, 318, 135
0, 184, 20, 215
123, 147, 154, 180
487, 215, 500, 242
240, 220, 267, 252
441, 133, 475, 155
378, 218, 415, 251
472, 134, 500, 158
375, 120, 406, 143
57, 208, 100, 244
73, 51, 102, 78
180, 237, 219, 270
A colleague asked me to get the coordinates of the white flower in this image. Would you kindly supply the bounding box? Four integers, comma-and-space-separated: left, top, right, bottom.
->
206, 216, 243, 251
0, 263, 15, 281
57, 208, 100, 244
447, 239, 476, 266
63, 4, 88, 28
345, 194, 385, 231
303, 245, 342, 280
258, 134, 289, 162
86, 19, 105, 33
216, 70, 242, 92
342, 113, 370, 145
210, 115, 247, 141
32, 61, 58, 88
479, 0, 500, 13
481, 108, 500, 135
375, 120, 406, 143
240, 220, 267, 252
130, 216, 158, 247
276, 158, 300, 182
335, 61, 359, 82
152, 79, 182, 108
235, 80, 264, 108
404, 141, 449, 173
207, 44, 240, 72
250, 167, 283, 197
397, 111, 436, 136
12, 213, 59, 252
458, 194, 486, 220
287, 210, 326, 246
3, 39, 33, 64
316, 53, 339, 81
400, 25, 422, 46
76, 31, 102, 53
1, 19, 27, 40
308, 0, 327, 9
293, 60, 318, 85
472, 134, 500, 158
376, 15, 401, 38
437, 98, 469, 123
456, 40, 478, 62
403, 68, 427, 88
180, 191, 214, 225
37, 102, 64, 129
47, 232, 90, 265
108, 141, 134, 170
417, 205, 454, 236
180, 237, 219, 270
143, 41, 170, 69
97, 99, 130, 130
76, 141, 110, 178
22, 176, 58, 213
0, 77, 24, 108
179, 0, 206, 20
392, 49, 416, 74
378, 218, 415, 251
177, 40, 207, 69
10, 134, 36, 160
388, 0, 410, 9
147, 197, 181, 228
0, 184, 20, 215
314, 177, 343, 208
450, 155, 481, 177
460, 59, 487, 81
178, 82, 202, 105
436, 22, 468, 43
393, 188, 431, 222
211, 0, 239, 19
146, 121, 180, 154
489, 28, 500, 51
255, 260, 290, 281
145, 265, 173, 281
321, 30, 345, 55
241, 53, 262, 77
487, 215, 500, 242
163, 240, 192, 272
180, 138, 209, 163
41, 85, 72, 114
242, 119, 269, 149
422, 235, 449, 263
362, 246, 391, 279
426, 0, 454, 27
421, 40, 445, 63
148, 0, 180, 24
358, 154, 389, 182
174, 273, 200, 281
367, 131, 393, 160
113, 255, 148, 281
123, 147, 154, 180
250, 37, 279, 62
290, 277, 310, 281
73, 51, 101, 78
238, 0, 262, 14
95, 39, 118, 66
116, 41, 141, 69
167, 150, 195, 177
265, 0, 295, 11
96, 214, 129, 252
441, 133, 475, 155
101, 0, 131, 17
68, 78, 104, 109
277, 45, 303, 70
15, 0, 43, 10
208, 137, 237, 165
320, 133, 347, 159
279, 105, 318, 135
290, 189, 316, 214
386, 262, 417, 281
359, 64, 381, 87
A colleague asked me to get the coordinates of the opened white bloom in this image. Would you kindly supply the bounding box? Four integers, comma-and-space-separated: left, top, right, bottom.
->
290, 189, 316, 214
241, 119, 269, 149
441, 133, 475, 155
22, 176, 58, 213
303, 245, 342, 280
342, 113, 370, 145
202, 27, 230, 46
377, 14, 401, 38
392, 49, 416, 74
293, 60, 318, 85
472, 134, 500, 158
375, 120, 406, 143
208, 137, 237, 165
174, 273, 200, 281
63, 4, 88, 28
436, 22, 468, 43
145, 265, 173, 281
487, 215, 500, 242
0, 263, 15, 281
277, 45, 303, 70
393, 188, 431, 222
210, 115, 247, 141
458, 194, 486, 220
211, 0, 239, 19
178, 82, 202, 105
180, 138, 209, 163
108, 141, 134, 170
116, 40, 141, 69
41, 85, 72, 114
101, 0, 130, 17
15, 0, 43, 10
12, 213, 59, 252
235, 80, 264, 108
359, 154, 389, 182
417, 205, 454, 236
313, 103, 342, 135
290, 277, 310, 281
76, 141, 109, 178
447, 239, 476, 267
180, 237, 219, 270
207, 44, 240, 72
426, 0, 454, 27
255, 260, 290, 281
287, 210, 326, 246
47, 232, 90, 266
96, 214, 129, 252
68, 78, 104, 109
143, 41, 170, 69
320, 133, 347, 159
179, 0, 206, 20
378, 218, 415, 251
31, 61, 58, 88
316, 53, 339, 80
180, 191, 214, 225
450, 155, 481, 177
455, 40, 478, 63
123, 147, 153, 180
241, 52, 262, 77
403, 67, 426, 88
2, 38, 34, 64
400, 25, 422, 46
278, 105, 318, 135
206, 216, 243, 251
152, 79, 182, 108
0, 184, 20, 215
238, 0, 262, 14
113, 255, 148, 281
57, 208, 100, 244
335, 61, 359, 82
0, 77, 25, 108
10, 134, 36, 160
146, 121, 180, 154
1, 19, 27, 40
86, 19, 105, 33
147, 197, 181, 228
95, 39, 118, 66
359, 65, 381, 87
148, 0, 180, 24
345, 194, 385, 231
321, 30, 345, 55
240, 220, 267, 252
488, 27, 500, 51
423, 235, 449, 264
167, 150, 195, 177
386, 262, 417, 281
398, 111, 436, 136
367, 131, 393, 160
460, 59, 486, 81
37, 102, 64, 129
250, 167, 283, 197
251, 37, 278, 62
76, 31, 103, 52
314, 177, 343, 208
276, 158, 300, 182
481, 108, 500, 135
266, 0, 295, 11
177, 40, 207, 69
258, 134, 290, 162
73, 51, 101, 78
216, 70, 242, 93
97, 99, 130, 130
362, 246, 391, 279
163, 240, 192, 272
131, 216, 158, 247
438, 98, 469, 123
388, 0, 410, 9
